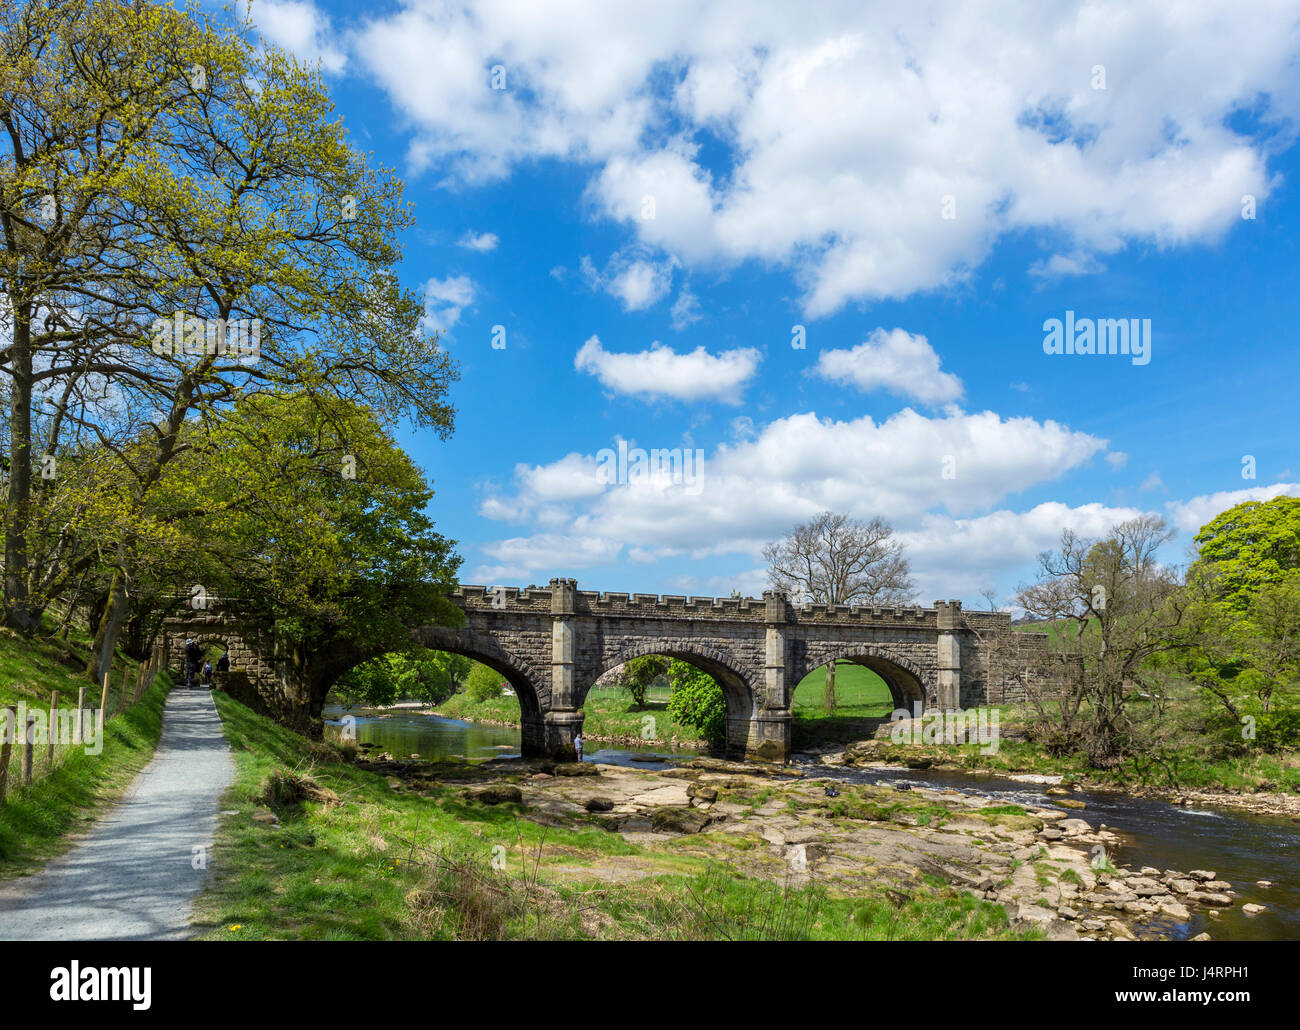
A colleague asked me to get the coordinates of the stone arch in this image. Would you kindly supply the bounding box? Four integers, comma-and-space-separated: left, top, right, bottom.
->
795, 644, 930, 712
583, 640, 757, 756
411, 624, 550, 721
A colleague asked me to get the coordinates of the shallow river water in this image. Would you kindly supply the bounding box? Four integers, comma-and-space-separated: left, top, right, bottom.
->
323, 707, 1298, 941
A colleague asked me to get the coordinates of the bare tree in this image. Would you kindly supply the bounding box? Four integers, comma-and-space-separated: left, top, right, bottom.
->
1017, 515, 1188, 767
763, 511, 915, 711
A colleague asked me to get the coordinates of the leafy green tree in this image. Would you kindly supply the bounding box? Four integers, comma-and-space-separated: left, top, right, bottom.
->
466, 661, 505, 702
1178, 497, 1300, 750
620, 654, 669, 709
1189, 497, 1300, 615
665, 660, 726, 745
163, 393, 461, 732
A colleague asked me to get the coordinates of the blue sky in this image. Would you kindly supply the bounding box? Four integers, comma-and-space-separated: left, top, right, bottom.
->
238, 0, 1299, 606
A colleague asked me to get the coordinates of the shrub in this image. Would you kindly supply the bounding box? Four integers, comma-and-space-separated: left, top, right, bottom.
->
665, 660, 726, 745
466, 662, 505, 702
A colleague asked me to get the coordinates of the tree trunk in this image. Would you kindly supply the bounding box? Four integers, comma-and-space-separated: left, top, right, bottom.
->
823, 661, 837, 713
3, 302, 37, 632
88, 564, 131, 684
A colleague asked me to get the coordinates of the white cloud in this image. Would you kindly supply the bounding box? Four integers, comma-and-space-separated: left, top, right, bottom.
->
457, 230, 499, 252
474, 407, 1112, 585
580, 249, 676, 311
1140, 471, 1166, 492
420, 275, 476, 332
1104, 451, 1129, 470
248, 0, 346, 74
354, 1, 1300, 314
812, 328, 964, 405
1028, 249, 1108, 281
670, 285, 703, 330
574, 335, 761, 403
1165, 483, 1300, 534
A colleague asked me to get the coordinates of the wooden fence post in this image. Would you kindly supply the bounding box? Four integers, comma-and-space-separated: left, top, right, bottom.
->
74, 686, 86, 745
0, 705, 15, 805
21, 714, 35, 786
46, 691, 59, 772
98, 673, 110, 735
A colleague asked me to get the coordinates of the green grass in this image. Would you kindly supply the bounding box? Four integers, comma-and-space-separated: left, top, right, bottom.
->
198, 691, 1032, 940
0, 626, 172, 878
792, 661, 896, 719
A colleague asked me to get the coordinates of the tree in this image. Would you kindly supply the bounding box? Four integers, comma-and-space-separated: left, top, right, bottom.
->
161, 393, 462, 731
763, 511, 914, 711
664, 660, 726, 745
1188, 496, 1300, 614
1, 1, 459, 686
1177, 496, 1300, 750
466, 662, 505, 702
620, 654, 669, 709
1017, 515, 1187, 767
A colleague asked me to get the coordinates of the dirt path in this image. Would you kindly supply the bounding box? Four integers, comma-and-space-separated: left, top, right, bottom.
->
0, 689, 235, 941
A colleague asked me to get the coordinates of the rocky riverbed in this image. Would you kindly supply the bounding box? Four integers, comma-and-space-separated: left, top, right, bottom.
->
354, 748, 1249, 941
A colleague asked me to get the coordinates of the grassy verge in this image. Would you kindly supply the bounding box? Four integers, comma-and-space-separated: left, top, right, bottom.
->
198, 691, 1030, 940
0, 626, 172, 878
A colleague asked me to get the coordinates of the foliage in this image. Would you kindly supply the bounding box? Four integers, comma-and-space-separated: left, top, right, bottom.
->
1189, 496, 1300, 615
466, 662, 505, 702
665, 660, 726, 745
334, 649, 467, 708
1177, 499, 1300, 752
619, 655, 670, 710
1017, 515, 1188, 767
764, 511, 914, 710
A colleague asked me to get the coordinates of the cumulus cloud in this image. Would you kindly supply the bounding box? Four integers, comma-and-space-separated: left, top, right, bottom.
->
580, 249, 676, 311
420, 275, 476, 332
1165, 483, 1300, 534
473, 407, 1113, 586
248, 0, 346, 74
457, 230, 499, 252
812, 328, 964, 405
574, 335, 761, 403
353, 1, 1300, 313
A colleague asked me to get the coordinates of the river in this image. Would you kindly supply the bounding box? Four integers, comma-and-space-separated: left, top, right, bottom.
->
324, 707, 1297, 941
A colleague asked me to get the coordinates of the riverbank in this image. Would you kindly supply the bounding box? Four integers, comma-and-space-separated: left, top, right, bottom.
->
197, 692, 1042, 940
825, 737, 1300, 820
196, 691, 1276, 940
430, 693, 712, 751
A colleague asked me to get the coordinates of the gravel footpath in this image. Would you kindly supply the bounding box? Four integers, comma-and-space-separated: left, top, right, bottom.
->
0, 688, 235, 941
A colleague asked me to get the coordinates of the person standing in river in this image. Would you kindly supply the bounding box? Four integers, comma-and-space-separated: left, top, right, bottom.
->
573, 730, 584, 763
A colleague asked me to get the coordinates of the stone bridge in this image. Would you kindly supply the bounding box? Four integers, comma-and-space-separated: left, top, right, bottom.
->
161, 579, 1050, 762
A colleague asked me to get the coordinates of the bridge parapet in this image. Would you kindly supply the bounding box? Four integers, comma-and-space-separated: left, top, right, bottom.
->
450, 583, 1016, 632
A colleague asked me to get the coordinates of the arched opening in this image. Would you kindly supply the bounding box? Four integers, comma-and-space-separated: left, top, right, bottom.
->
172, 634, 234, 688
580, 647, 754, 759
321, 642, 542, 761
792, 651, 927, 749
